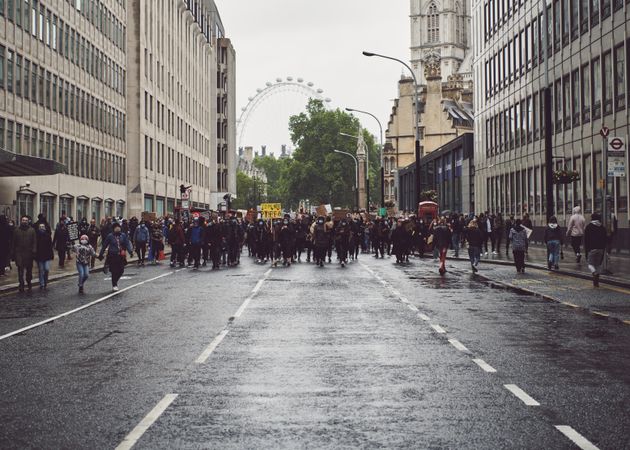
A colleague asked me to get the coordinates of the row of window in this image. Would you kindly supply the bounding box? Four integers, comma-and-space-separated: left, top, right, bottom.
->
144, 135, 210, 189
483, 0, 627, 44
0, 116, 125, 184
0, 46, 126, 141
485, 46, 627, 156
143, 90, 210, 157
425, 2, 467, 46
0, 0, 126, 96
184, 0, 223, 44
485, 155, 628, 218
483, 0, 629, 100
18, 194, 125, 225
65, 0, 126, 51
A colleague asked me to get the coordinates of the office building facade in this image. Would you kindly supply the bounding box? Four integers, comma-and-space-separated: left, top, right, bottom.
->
473, 0, 629, 244
0, 0, 128, 224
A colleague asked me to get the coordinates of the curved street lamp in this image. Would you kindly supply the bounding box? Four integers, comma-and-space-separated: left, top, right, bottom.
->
333, 149, 359, 210
362, 50, 422, 208
345, 107, 385, 209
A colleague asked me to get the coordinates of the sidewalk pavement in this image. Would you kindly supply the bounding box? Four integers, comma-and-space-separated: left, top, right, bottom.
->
0, 253, 169, 293
449, 243, 630, 288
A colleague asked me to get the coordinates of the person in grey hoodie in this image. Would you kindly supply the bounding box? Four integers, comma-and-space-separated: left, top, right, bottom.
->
509, 219, 528, 273
566, 206, 586, 263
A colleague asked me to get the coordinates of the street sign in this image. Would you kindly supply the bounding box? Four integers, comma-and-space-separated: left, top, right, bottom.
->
261, 203, 282, 219
181, 200, 190, 209
181, 192, 190, 200
608, 157, 626, 177
600, 126, 610, 138
608, 137, 625, 153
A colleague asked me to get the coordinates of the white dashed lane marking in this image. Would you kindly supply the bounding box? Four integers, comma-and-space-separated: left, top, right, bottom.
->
195, 330, 229, 364
472, 358, 497, 373
504, 384, 540, 406
116, 394, 178, 450
430, 324, 446, 334
554, 426, 600, 450
448, 338, 470, 353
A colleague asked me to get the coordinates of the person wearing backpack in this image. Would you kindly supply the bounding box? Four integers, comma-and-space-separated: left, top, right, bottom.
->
133, 221, 150, 266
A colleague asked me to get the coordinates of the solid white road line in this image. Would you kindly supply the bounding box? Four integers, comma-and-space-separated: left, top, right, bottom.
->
504, 384, 540, 406
554, 426, 600, 450
264, 269, 272, 277
0, 272, 173, 342
234, 296, 253, 318
115, 394, 178, 450
418, 313, 431, 321
472, 358, 497, 373
195, 330, 229, 364
407, 304, 419, 312
430, 324, 446, 334
252, 279, 265, 294
448, 338, 469, 353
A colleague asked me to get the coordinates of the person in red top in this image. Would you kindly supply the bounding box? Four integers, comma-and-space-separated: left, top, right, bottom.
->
168, 220, 186, 268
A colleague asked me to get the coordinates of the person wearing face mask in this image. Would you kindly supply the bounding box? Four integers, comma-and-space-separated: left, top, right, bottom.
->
35, 223, 54, 289
335, 219, 352, 267
310, 216, 329, 267
544, 216, 563, 271
98, 223, 133, 292
73, 234, 96, 293
279, 217, 294, 267
86, 219, 100, 269
12, 216, 37, 292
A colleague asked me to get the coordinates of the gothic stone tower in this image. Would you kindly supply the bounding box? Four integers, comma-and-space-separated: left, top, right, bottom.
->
410, 0, 471, 86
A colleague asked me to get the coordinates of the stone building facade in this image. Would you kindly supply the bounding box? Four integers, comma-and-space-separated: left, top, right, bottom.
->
0, 0, 128, 224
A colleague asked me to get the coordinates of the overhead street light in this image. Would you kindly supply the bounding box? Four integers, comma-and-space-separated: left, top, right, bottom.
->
333, 149, 359, 210
363, 50, 422, 208
346, 107, 384, 209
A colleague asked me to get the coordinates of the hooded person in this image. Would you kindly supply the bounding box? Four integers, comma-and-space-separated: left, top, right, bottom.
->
73, 234, 96, 293
12, 216, 37, 292
566, 206, 586, 263
464, 219, 483, 273
509, 219, 528, 273
98, 222, 133, 292
544, 216, 563, 270
335, 218, 352, 267
584, 213, 607, 287
35, 222, 54, 289
311, 216, 329, 267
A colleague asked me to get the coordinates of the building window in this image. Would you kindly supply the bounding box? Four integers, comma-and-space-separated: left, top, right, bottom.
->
572, 69, 580, 125
427, 3, 439, 43
563, 75, 571, 130
104, 200, 114, 218
116, 201, 125, 218
76, 198, 88, 221
614, 45, 626, 111
91, 199, 101, 223
144, 195, 154, 213
60, 197, 73, 219
582, 63, 591, 123
602, 51, 613, 116
39, 195, 55, 226
592, 57, 601, 119
17, 193, 34, 220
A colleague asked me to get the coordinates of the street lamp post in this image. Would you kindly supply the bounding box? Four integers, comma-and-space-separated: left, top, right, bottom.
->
339, 131, 370, 210
345, 107, 385, 210
333, 149, 359, 210
363, 51, 422, 208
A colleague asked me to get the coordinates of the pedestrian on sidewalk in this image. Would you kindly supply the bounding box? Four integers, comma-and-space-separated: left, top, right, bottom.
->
73, 235, 96, 294
35, 223, 54, 289
544, 216, 563, 271
98, 223, 133, 292
87, 219, 100, 269
450, 213, 462, 258
434, 217, 452, 276
133, 221, 149, 266
584, 213, 607, 288
504, 214, 514, 255
12, 216, 37, 292
493, 213, 505, 255
52, 219, 70, 268
509, 219, 528, 273
522, 213, 533, 254
464, 219, 483, 273
0, 215, 12, 276
566, 206, 586, 263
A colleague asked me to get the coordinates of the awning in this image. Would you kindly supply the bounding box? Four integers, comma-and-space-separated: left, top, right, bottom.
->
0, 149, 66, 177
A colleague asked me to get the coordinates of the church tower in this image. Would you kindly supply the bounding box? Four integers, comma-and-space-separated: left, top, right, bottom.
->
410, 0, 471, 85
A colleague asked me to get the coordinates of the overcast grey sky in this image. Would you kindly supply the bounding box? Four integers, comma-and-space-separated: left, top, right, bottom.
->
215, 0, 410, 154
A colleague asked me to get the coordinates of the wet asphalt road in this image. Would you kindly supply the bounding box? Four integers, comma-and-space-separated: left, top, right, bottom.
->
0, 253, 629, 449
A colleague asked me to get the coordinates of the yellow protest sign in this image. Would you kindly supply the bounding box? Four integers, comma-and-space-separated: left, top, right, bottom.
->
261, 203, 282, 219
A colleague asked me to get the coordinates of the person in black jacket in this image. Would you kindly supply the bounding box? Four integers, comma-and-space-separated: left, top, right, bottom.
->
433, 217, 452, 275
35, 223, 54, 289
52, 219, 70, 268
0, 215, 12, 276
584, 213, 608, 287
465, 220, 483, 273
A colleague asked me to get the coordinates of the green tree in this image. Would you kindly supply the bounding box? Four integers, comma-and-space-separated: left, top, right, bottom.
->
252, 155, 292, 206
285, 99, 380, 210
233, 171, 266, 210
